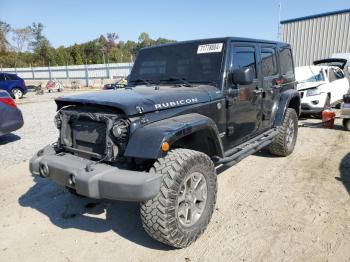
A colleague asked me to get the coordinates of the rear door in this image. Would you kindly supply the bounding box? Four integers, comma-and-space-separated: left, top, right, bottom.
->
259, 45, 280, 129
225, 42, 263, 147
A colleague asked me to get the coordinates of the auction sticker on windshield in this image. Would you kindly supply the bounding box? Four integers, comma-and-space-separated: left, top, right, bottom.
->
197, 43, 223, 54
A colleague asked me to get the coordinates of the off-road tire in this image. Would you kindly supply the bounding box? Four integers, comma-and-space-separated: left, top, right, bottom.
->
343, 119, 350, 131
140, 149, 217, 248
269, 108, 298, 156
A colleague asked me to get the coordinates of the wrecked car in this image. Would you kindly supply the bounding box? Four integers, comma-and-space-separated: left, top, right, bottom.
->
30, 37, 300, 248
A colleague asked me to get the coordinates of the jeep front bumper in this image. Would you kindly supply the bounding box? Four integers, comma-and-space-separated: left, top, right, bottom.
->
29, 145, 162, 202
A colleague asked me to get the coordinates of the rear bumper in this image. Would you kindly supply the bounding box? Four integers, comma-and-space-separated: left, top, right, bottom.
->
29, 145, 162, 202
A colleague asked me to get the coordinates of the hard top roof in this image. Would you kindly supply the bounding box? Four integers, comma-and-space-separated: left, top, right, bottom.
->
141, 37, 289, 51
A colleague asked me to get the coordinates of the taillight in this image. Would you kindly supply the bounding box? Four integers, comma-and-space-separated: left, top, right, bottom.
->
0, 97, 17, 108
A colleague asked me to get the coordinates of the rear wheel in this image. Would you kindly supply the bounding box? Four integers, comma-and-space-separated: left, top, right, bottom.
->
140, 149, 217, 248
11, 88, 23, 99
269, 108, 298, 156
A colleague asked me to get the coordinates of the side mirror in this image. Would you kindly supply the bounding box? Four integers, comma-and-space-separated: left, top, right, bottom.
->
231, 68, 254, 85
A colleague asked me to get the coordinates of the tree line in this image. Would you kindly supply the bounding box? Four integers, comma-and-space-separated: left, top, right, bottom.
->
0, 21, 175, 68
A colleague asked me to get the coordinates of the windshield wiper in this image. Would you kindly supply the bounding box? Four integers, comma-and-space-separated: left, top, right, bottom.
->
129, 78, 152, 86
159, 77, 192, 87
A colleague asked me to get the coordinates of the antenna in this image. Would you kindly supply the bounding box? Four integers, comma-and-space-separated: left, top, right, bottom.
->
278, 1, 282, 40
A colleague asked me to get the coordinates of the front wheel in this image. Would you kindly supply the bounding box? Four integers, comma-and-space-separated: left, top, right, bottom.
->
269, 108, 298, 156
140, 149, 217, 248
11, 88, 23, 99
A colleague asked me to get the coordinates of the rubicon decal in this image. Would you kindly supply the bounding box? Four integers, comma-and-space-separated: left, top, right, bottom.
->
155, 98, 198, 109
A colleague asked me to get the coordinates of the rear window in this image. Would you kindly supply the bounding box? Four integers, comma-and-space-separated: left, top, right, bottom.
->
261, 48, 278, 77
279, 47, 294, 76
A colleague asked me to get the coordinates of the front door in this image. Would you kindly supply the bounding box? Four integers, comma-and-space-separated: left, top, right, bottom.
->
225, 42, 263, 148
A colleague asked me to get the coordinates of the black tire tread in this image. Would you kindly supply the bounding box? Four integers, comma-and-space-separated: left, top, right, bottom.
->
140, 149, 217, 248
269, 108, 298, 156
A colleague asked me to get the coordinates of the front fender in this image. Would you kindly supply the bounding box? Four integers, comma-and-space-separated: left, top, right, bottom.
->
272, 89, 301, 126
124, 113, 224, 159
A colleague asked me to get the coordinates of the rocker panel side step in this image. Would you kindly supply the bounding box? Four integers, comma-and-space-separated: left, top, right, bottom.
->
214, 128, 278, 166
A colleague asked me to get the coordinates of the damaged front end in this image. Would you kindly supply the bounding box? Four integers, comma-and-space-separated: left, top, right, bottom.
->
54, 105, 130, 162
29, 104, 162, 202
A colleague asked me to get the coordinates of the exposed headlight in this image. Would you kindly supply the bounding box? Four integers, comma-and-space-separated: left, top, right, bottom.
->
112, 119, 129, 142
54, 113, 62, 129
306, 88, 321, 97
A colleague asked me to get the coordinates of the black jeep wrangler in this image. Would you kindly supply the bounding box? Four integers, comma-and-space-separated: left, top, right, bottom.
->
30, 37, 300, 248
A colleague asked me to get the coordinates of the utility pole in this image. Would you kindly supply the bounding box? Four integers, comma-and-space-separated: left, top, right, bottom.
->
278, 1, 282, 41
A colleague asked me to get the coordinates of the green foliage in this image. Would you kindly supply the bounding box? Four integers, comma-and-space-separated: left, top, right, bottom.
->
0, 21, 176, 68
0, 20, 11, 52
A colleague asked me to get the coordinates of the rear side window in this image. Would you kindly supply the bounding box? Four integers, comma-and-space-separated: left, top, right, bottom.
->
6, 74, 19, 80
279, 47, 294, 76
328, 68, 344, 82
0, 74, 5, 81
232, 46, 257, 78
261, 48, 278, 77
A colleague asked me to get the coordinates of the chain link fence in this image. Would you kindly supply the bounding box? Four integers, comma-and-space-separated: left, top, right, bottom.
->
1, 63, 133, 87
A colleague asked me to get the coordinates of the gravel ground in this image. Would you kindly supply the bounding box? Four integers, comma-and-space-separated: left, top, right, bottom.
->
0, 94, 349, 262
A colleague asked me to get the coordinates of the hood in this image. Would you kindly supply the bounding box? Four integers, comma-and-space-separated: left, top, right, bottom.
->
313, 58, 347, 69
297, 81, 324, 91
56, 85, 217, 115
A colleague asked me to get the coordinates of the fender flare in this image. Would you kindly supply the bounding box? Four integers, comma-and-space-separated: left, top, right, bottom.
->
272, 89, 301, 126
124, 113, 224, 159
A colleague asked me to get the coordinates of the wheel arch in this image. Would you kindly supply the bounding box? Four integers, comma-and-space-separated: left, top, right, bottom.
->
272, 89, 301, 126
124, 113, 224, 160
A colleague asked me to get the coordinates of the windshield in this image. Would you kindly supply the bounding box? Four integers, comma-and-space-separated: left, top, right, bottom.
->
129, 42, 225, 87
296, 67, 325, 83
299, 71, 325, 83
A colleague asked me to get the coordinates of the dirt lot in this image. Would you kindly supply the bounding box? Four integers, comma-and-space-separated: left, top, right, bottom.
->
0, 91, 349, 262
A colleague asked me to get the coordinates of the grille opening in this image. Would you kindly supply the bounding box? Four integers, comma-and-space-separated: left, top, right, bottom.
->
70, 118, 107, 156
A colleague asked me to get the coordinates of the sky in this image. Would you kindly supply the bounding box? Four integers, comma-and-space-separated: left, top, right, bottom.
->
1, 0, 349, 48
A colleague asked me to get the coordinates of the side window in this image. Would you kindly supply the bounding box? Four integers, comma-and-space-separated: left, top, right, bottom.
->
333, 68, 344, 80
279, 47, 294, 76
6, 74, 18, 80
232, 46, 257, 78
0, 74, 5, 81
261, 48, 278, 77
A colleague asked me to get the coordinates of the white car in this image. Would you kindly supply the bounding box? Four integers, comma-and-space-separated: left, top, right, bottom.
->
295, 59, 350, 114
